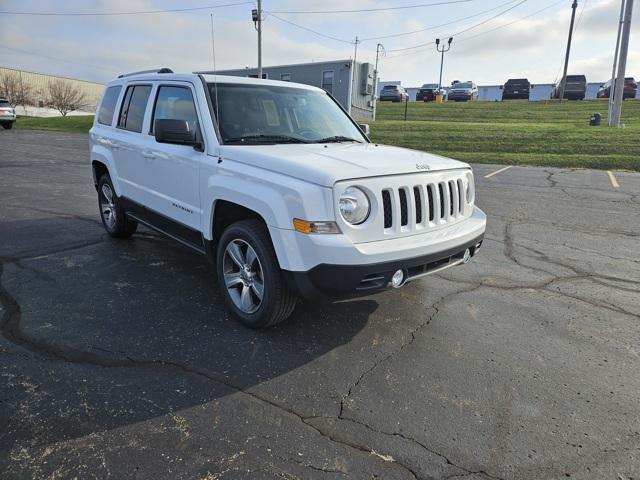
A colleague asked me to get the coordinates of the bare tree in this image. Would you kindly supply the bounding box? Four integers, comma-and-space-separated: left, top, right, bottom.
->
0, 71, 33, 108
46, 79, 87, 116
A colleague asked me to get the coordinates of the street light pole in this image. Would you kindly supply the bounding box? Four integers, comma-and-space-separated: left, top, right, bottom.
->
252, 0, 263, 79
610, 0, 634, 127
608, 0, 625, 123
436, 37, 453, 93
558, 0, 578, 102
372, 43, 384, 121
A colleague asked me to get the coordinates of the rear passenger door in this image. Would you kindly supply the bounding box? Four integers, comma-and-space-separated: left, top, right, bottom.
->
112, 83, 153, 203
139, 82, 203, 234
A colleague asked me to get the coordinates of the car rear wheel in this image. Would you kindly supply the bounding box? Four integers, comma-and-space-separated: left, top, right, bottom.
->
216, 219, 297, 329
97, 174, 138, 238
1, 122, 13, 130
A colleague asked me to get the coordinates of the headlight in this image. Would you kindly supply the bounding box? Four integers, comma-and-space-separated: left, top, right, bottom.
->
465, 172, 475, 204
339, 187, 370, 225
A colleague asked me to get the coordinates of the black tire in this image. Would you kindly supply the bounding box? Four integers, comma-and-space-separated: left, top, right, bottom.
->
97, 174, 137, 238
216, 219, 297, 329
2, 122, 13, 130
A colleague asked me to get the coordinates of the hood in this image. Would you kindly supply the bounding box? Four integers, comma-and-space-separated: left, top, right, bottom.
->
220, 143, 469, 187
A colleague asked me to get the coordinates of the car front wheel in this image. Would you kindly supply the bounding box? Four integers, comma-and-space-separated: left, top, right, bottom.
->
216, 219, 297, 328
97, 174, 138, 238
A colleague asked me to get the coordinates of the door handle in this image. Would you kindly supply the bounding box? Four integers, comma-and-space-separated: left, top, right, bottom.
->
142, 150, 155, 159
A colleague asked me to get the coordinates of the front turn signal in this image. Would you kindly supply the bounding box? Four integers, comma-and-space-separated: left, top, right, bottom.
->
293, 219, 341, 234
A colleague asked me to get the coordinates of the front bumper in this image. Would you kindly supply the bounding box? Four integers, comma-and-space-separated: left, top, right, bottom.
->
276, 206, 486, 299
0, 114, 16, 122
283, 234, 483, 300
448, 93, 472, 101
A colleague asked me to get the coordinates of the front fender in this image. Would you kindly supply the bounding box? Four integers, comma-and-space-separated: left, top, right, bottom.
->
201, 161, 334, 269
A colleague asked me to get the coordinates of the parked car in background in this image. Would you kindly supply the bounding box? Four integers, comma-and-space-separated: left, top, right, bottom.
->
0, 97, 16, 129
551, 75, 587, 100
416, 84, 443, 102
501, 78, 533, 100
597, 77, 637, 100
379, 85, 409, 102
448, 81, 478, 102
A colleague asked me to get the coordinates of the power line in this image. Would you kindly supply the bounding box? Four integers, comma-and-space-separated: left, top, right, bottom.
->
385, 0, 563, 59
386, 0, 528, 53
456, 0, 565, 43
266, 12, 355, 44
0, 1, 253, 16
269, 0, 475, 15
360, 0, 521, 41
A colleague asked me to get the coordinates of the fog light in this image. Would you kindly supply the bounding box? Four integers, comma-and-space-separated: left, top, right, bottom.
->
390, 269, 405, 288
463, 248, 472, 264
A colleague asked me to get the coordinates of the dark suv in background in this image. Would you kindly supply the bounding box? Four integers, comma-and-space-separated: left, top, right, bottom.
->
501, 78, 533, 100
597, 77, 637, 100
416, 84, 442, 102
551, 75, 587, 100
379, 85, 409, 102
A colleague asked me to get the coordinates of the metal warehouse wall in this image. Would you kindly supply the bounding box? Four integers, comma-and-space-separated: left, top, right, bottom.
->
212, 60, 374, 121
0, 66, 104, 111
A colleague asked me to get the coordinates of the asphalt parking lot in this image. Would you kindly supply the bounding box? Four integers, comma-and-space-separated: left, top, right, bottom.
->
1, 129, 639, 480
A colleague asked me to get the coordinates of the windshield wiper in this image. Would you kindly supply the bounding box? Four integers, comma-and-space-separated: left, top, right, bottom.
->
314, 136, 363, 144
224, 134, 309, 144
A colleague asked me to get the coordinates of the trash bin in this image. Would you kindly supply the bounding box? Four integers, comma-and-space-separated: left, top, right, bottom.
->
590, 113, 601, 126
435, 94, 444, 103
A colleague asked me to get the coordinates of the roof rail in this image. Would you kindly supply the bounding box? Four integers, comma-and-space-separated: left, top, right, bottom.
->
117, 68, 173, 79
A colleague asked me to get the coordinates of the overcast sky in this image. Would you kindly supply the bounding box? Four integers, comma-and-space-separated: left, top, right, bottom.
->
0, 0, 637, 86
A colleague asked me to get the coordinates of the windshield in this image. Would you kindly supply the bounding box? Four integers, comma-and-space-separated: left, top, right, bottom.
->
0, 100, 10, 107
208, 83, 366, 145
454, 82, 473, 89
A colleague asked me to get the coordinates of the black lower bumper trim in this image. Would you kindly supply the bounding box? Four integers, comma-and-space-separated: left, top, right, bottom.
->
283, 234, 484, 301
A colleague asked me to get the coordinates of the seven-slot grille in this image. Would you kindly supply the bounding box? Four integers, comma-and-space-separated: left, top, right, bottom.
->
381, 179, 466, 231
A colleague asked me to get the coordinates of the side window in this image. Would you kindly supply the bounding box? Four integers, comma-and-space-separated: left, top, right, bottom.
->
321, 71, 334, 94
97, 86, 121, 125
150, 86, 199, 134
280, 73, 291, 82
117, 85, 151, 133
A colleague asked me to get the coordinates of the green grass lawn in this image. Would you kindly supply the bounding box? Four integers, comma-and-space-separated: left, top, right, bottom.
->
15, 115, 95, 133
371, 100, 640, 171
13, 99, 640, 171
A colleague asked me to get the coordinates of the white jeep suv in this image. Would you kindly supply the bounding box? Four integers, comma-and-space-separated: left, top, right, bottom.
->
90, 69, 486, 328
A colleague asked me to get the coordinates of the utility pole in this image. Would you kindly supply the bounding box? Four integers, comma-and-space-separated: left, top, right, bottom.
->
353, 36, 360, 65
558, 0, 578, 102
608, 0, 626, 122
436, 37, 453, 93
252, 0, 263, 79
372, 43, 385, 121
610, 0, 634, 127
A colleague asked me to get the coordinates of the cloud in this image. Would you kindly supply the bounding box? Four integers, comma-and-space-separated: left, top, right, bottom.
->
0, 0, 635, 87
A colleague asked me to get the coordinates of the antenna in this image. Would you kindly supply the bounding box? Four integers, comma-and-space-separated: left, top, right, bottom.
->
210, 13, 220, 129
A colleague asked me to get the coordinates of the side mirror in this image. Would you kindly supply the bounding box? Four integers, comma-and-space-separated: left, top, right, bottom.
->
155, 119, 202, 150
531, 84, 535, 89
359, 123, 370, 136
499, 85, 503, 90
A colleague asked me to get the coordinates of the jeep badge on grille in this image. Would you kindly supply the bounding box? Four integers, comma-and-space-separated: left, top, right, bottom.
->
416, 163, 430, 171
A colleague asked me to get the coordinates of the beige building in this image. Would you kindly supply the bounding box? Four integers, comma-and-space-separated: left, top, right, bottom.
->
0, 66, 105, 112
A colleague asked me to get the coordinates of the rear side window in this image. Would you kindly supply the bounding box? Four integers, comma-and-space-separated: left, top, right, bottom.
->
97, 86, 121, 125
118, 85, 151, 133
150, 86, 199, 134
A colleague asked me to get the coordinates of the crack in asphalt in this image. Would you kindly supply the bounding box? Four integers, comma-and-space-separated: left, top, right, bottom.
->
0, 257, 421, 479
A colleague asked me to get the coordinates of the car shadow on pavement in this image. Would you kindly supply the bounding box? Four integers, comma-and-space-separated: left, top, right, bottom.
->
0, 216, 375, 456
